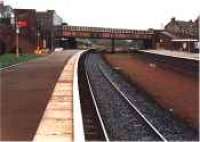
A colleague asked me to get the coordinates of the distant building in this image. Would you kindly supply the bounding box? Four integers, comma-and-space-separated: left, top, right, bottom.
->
165, 17, 198, 39
36, 10, 63, 50
1, 2, 64, 54
14, 9, 37, 53
193, 17, 199, 40
155, 31, 198, 52
194, 16, 200, 49
155, 17, 199, 52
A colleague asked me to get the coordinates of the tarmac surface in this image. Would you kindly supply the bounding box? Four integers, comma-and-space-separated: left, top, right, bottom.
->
0, 50, 78, 141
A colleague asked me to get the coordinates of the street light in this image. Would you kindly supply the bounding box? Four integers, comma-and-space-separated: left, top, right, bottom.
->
15, 17, 20, 57
36, 31, 41, 54
10, 12, 15, 26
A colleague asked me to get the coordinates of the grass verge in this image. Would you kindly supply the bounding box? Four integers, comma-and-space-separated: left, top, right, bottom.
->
0, 53, 39, 69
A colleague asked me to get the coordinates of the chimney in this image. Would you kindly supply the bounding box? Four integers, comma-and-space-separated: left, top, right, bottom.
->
189, 19, 193, 24
171, 17, 176, 23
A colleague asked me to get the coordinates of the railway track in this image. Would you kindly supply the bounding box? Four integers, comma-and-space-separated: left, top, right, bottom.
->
78, 52, 198, 141
78, 54, 107, 141
98, 64, 167, 141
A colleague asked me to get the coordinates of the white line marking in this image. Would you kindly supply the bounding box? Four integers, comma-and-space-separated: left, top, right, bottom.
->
73, 51, 86, 142
99, 64, 168, 142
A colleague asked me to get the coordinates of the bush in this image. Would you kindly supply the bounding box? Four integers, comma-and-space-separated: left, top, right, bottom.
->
0, 18, 11, 25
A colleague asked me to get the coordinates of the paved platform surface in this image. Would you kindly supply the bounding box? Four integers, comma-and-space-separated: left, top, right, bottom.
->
34, 50, 85, 142
0, 50, 78, 141
142, 49, 199, 60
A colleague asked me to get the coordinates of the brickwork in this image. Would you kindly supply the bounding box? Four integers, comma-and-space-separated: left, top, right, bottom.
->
165, 17, 199, 39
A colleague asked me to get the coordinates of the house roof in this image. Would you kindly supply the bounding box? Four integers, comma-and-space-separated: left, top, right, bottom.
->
161, 31, 177, 39
175, 20, 193, 28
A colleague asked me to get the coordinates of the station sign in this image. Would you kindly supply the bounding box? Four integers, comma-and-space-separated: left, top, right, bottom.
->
17, 20, 28, 28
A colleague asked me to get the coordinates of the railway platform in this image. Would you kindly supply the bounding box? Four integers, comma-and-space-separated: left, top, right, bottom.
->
0, 50, 86, 142
141, 49, 199, 61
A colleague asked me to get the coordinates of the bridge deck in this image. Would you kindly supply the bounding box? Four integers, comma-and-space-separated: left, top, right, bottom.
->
54, 25, 154, 40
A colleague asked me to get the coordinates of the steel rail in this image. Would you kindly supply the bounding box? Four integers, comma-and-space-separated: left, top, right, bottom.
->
98, 64, 168, 142
85, 62, 110, 141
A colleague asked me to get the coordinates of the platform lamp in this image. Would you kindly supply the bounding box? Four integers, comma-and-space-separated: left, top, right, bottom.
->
10, 13, 15, 27
36, 31, 41, 54
198, 15, 200, 47
15, 16, 20, 57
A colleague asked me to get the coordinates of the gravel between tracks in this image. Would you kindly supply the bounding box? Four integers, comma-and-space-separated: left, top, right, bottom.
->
85, 52, 199, 141
85, 53, 161, 141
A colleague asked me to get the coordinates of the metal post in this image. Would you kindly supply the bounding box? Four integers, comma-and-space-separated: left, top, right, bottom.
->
50, 32, 54, 51
111, 39, 115, 53
37, 32, 40, 51
16, 25, 20, 57
198, 15, 200, 48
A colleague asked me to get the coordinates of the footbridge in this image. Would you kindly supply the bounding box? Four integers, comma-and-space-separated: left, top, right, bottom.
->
54, 25, 155, 50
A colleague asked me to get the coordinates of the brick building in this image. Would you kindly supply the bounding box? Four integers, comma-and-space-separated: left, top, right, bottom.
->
14, 9, 37, 53
165, 17, 199, 39
155, 17, 199, 52
155, 31, 198, 52
0, 3, 63, 54
36, 10, 63, 50
0, 24, 15, 54
14, 9, 63, 52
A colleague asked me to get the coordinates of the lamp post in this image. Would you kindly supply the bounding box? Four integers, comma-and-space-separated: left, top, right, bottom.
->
16, 18, 20, 57
37, 31, 40, 53
198, 15, 200, 48
111, 38, 115, 53
10, 13, 15, 27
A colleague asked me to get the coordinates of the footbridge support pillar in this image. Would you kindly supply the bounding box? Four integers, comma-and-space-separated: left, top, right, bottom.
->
111, 39, 115, 53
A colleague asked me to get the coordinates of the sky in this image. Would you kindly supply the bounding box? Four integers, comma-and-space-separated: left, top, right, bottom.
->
4, 0, 200, 30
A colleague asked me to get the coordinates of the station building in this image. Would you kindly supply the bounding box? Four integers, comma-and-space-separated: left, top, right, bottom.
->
155, 17, 199, 52
0, 1, 63, 54
36, 10, 63, 50
14, 9, 63, 53
14, 9, 37, 53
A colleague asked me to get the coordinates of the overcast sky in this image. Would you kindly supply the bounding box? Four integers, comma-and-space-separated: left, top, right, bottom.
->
5, 0, 200, 30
